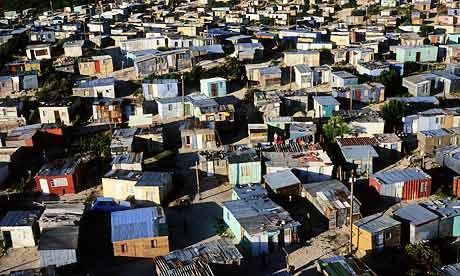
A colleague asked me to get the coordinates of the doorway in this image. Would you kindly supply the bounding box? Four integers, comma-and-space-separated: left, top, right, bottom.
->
54, 111, 62, 124
416, 52, 421, 62
2, 231, 12, 248
211, 83, 218, 97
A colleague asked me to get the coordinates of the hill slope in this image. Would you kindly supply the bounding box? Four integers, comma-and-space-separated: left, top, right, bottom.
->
1, 0, 89, 12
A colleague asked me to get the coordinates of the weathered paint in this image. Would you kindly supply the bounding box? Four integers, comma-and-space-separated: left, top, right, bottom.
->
453, 216, 460, 237
410, 220, 438, 243
40, 249, 77, 267
0, 226, 36, 248
228, 161, 261, 185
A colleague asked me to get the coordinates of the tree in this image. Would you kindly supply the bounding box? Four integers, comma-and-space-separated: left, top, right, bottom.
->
404, 242, 441, 275
377, 69, 404, 97
223, 57, 245, 81
323, 116, 350, 143
37, 72, 72, 100
78, 133, 111, 159
381, 100, 407, 132
404, 61, 422, 76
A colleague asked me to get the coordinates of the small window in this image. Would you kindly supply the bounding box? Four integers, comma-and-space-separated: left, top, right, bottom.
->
168, 104, 173, 111
150, 240, 157, 248
241, 165, 250, 177
384, 232, 392, 240
121, 244, 128, 252
420, 182, 427, 193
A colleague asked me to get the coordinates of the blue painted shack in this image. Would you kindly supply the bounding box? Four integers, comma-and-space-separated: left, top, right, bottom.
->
312, 96, 340, 118
110, 207, 169, 258
200, 77, 227, 97
227, 148, 261, 185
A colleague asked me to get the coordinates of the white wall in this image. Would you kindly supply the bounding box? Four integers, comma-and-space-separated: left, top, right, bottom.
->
40, 249, 77, 267
1, 226, 35, 248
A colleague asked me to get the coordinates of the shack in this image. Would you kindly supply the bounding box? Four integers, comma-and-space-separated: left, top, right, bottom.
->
264, 169, 301, 196
0, 210, 41, 248
301, 179, 361, 229
227, 147, 261, 185
111, 207, 169, 258
223, 196, 300, 256
352, 213, 401, 257
38, 226, 79, 267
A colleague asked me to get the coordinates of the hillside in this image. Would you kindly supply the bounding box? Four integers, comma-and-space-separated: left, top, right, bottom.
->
0, 0, 89, 12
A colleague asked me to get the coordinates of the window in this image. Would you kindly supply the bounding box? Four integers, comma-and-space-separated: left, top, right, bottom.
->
168, 104, 173, 111
51, 178, 68, 187
420, 182, 427, 193
150, 240, 157, 248
384, 232, 392, 240
241, 165, 250, 177
121, 244, 128, 252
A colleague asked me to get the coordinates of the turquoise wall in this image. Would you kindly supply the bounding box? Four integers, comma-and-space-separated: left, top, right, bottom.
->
395, 47, 438, 63
228, 162, 261, 185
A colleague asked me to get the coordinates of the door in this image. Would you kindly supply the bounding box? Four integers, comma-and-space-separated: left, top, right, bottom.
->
54, 110, 62, 124
2, 231, 12, 248
184, 104, 191, 116
268, 235, 275, 253
416, 52, 421, 62
375, 233, 384, 251
211, 83, 218, 97
39, 178, 50, 193
95, 60, 101, 73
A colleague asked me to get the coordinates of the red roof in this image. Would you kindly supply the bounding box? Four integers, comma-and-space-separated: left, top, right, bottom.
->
336, 137, 378, 146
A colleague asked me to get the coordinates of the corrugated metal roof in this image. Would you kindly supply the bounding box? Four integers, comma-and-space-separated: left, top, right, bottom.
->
340, 145, 379, 161
223, 198, 300, 235
354, 212, 400, 234
302, 179, 360, 213
419, 128, 451, 137
313, 96, 340, 106
264, 170, 300, 191
38, 226, 79, 250
136, 171, 172, 187
373, 167, 431, 185
438, 263, 460, 276
0, 210, 41, 227
393, 204, 439, 225
155, 238, 242, 274
294, 64, 312, 74
233, 184, 267, 200
227, 148, 259, 164
111, 207, 162, 242
422, 199, 460, 218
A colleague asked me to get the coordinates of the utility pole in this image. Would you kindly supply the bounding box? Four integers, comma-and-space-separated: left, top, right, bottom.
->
289, 66, 293, 90
349, 90, 353, 111
195, 161, 201, 201
282, 247, 290, 272
97, 0, 102, 50
349, 163, 355, 255
181, 73, 185, 119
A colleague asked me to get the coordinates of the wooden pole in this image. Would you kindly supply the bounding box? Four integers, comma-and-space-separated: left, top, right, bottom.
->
349, 163, 355, 255
195, 161, 201, 201
182, 74, 185, 119
349, 90, 353, 111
